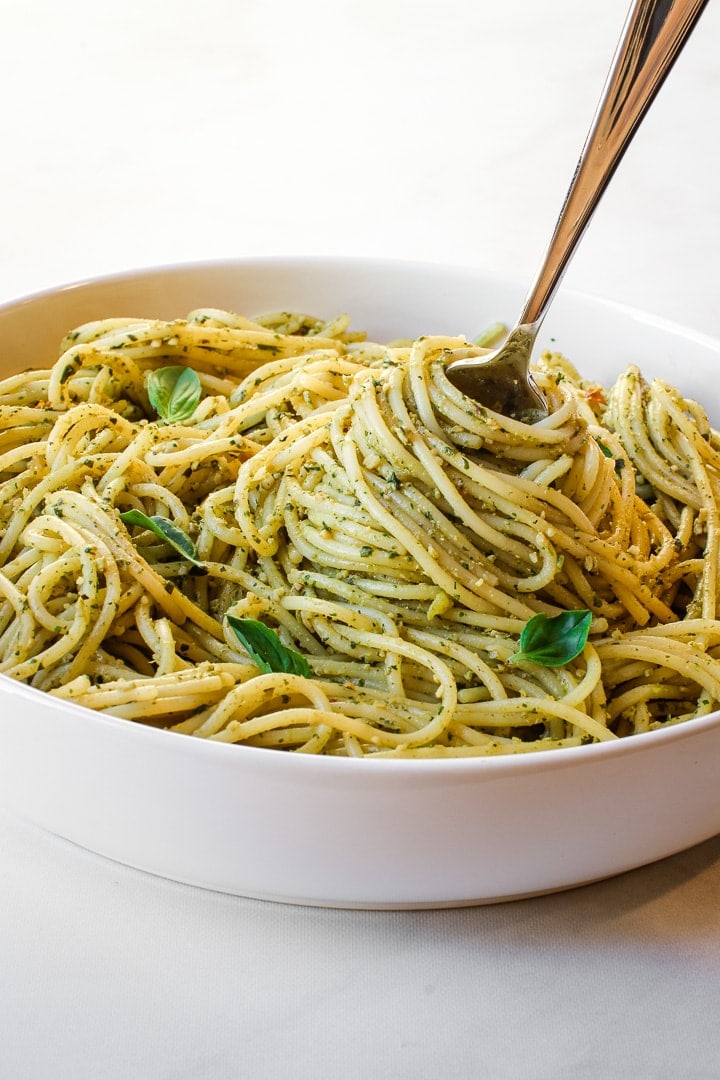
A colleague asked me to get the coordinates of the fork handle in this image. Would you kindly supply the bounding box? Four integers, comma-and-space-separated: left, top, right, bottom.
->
519, 0, 710, 329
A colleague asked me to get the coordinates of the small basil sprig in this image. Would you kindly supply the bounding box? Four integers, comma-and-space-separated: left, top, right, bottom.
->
147, 365, 202, 422
120, 508, 204, 569
510, 609, 592, 668
227, 615, 312, 677
594, 436, 626, 475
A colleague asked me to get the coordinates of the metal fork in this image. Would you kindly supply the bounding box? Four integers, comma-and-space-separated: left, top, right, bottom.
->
445, 0, 710, 421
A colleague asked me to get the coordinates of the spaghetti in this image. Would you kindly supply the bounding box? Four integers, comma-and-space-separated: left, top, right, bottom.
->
1, 306, 719, 756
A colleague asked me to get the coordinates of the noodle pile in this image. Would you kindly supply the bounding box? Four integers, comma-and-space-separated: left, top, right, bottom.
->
1, 306, 720, 757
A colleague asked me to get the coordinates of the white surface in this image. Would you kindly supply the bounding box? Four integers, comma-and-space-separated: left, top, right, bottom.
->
2, 0, 720, 1076
4, 257, 720, 912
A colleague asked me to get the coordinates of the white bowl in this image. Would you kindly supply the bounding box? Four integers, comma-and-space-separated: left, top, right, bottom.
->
1, 257, 720, 908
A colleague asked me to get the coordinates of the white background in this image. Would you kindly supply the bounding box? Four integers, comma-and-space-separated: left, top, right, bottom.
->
2, 1, 720, 1078
2, 0, 719, 336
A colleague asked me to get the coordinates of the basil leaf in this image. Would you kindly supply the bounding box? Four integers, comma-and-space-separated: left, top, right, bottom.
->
227, 615, 312, 677
147, 365, 202, 422
594, 436, 625, 474
594, 437, 614, 458
120, 509, 204, 568
510, 609, 592, 668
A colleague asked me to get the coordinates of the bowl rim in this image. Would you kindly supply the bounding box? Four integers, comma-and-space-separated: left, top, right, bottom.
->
2, 664, 719, 778
3, 253, 720, 352
2, 254, 720, 778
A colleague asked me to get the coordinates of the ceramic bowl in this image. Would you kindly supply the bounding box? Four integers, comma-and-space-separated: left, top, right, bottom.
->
1, 257, 719, 907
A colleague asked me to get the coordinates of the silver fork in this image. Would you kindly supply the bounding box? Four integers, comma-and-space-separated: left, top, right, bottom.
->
445, 0, 710, 421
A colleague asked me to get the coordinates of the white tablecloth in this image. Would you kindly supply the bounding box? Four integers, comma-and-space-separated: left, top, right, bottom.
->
2, 2, 720, 1077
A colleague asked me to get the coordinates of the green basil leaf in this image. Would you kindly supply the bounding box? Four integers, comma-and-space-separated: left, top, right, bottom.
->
594, 436, 625, 474
510, 609, 592, 668
120, 509, 204, 568
227, 615, 312, 677
147, 365, 202, 422
594, 437, 614, 458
